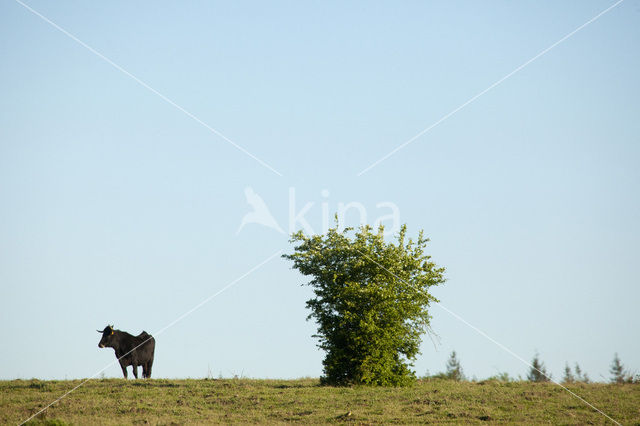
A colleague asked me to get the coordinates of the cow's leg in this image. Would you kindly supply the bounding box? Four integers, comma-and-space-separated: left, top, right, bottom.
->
132, 364, 138, 379
142, 364, 148, 378
119, 361, 128, 379
146, 360, 153, 378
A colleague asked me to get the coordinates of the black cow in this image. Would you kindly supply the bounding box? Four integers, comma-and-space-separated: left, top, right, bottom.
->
97, 325, 155, 379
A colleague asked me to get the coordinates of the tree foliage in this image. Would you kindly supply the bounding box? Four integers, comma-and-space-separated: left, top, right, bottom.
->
610, 353, 626, 383
610, 353, 635, 384
562, 363, 574, 384
527, 353, 551, 382
562, 362, 589, 384
574, 363, 589, 383
283, 223, 445, 386
445, 351, 465, 381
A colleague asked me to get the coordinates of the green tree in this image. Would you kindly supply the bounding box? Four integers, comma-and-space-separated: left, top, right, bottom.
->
487, 371, 513, 382
283, 223, 445, 386
527, 353, 551, 382
562, 362, 590, 384
562, 362, 574, 384
574, 363, 590, 383
445, 351, 465, 381
610, 353, 632, 384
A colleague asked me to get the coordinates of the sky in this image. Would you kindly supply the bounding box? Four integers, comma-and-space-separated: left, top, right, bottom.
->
1, 0, 639, 382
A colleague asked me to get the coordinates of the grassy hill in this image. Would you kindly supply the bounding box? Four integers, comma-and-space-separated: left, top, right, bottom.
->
2, 378, 639, 424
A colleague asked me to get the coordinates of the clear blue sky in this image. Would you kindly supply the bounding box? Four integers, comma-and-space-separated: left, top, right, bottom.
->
1, 0, 638, 382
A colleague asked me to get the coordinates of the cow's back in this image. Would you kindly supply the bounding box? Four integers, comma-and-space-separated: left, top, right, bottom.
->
136, 332, 155, 359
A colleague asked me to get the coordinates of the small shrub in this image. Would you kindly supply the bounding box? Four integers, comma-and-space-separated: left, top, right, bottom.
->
487, 372, 513, 382
28, 380, 48, 390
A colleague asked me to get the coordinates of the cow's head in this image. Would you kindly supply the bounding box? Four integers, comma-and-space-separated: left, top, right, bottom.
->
97, 325, 115, 348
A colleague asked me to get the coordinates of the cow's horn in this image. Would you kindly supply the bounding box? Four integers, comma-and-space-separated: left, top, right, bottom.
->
96, 329, 102, 333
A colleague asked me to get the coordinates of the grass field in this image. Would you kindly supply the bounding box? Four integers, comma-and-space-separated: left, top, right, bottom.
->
2, 378, 639, 425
